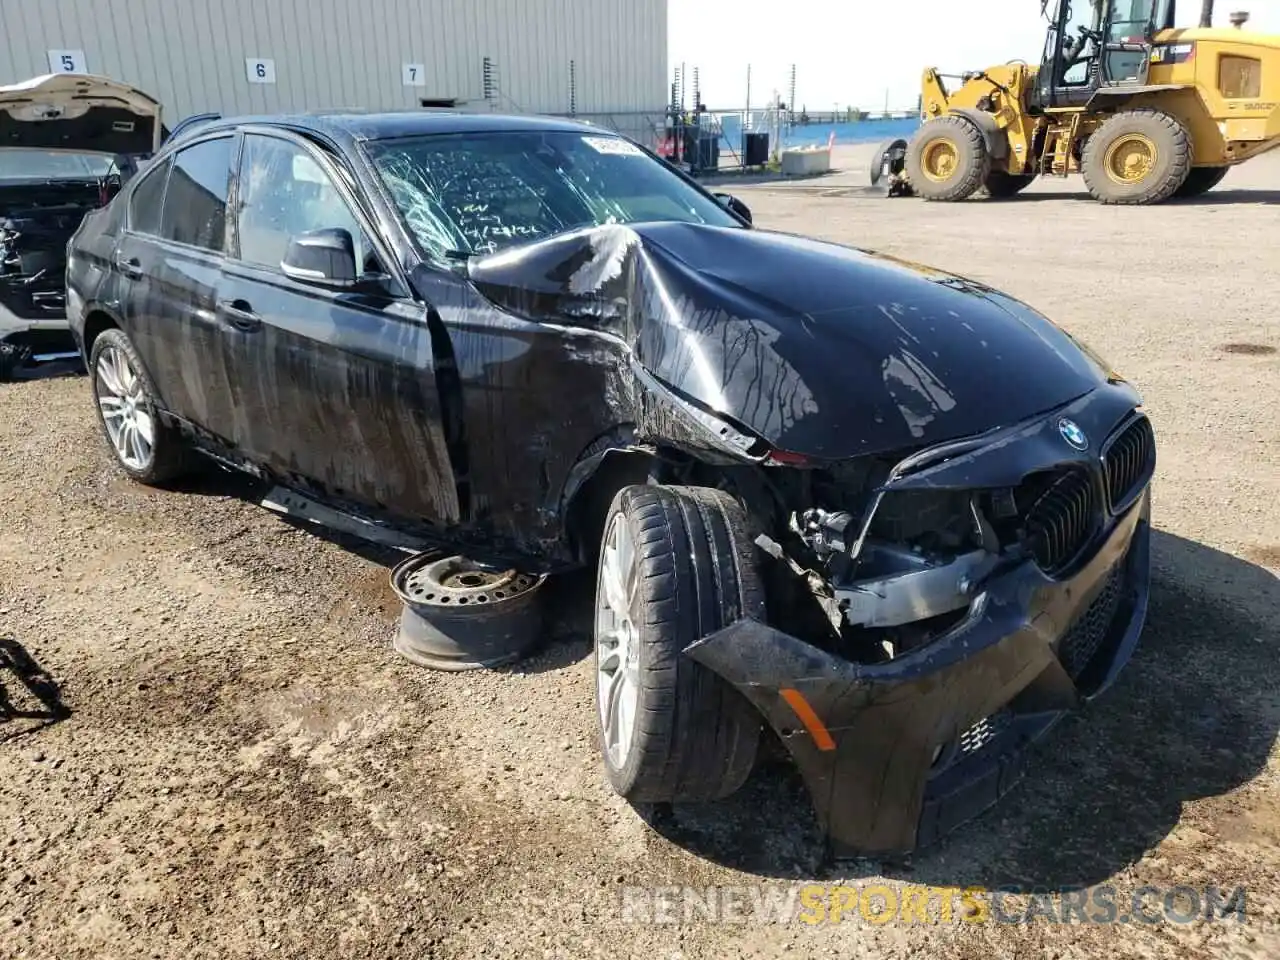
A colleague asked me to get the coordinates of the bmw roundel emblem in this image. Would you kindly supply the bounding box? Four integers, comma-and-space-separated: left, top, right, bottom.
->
1058, 418, 1089, 451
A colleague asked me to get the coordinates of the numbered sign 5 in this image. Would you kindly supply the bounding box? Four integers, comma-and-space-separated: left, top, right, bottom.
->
245, 58, 276, 84
47, 49, 87, 73
402, 63, 426, 87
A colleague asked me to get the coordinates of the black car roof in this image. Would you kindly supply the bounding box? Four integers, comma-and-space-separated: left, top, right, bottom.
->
192, 110, 611, 144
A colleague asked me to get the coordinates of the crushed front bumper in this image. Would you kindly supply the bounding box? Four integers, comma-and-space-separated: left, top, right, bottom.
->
686, 488, 1151, 858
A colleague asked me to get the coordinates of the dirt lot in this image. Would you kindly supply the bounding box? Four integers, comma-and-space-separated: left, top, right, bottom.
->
2, 143, 1278, 960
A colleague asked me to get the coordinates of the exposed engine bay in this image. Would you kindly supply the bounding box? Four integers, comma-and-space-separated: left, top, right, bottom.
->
0, 179, 117, 322
706, 456, 1008, 666
664, 398, 1155, 672
1, 72, 160, 376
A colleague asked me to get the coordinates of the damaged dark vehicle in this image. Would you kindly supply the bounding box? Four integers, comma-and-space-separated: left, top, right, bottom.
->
66, 112, 1155, 858
0, 74, 161, 379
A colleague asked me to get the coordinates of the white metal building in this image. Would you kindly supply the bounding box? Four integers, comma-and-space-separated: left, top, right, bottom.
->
1, 0, 668, 138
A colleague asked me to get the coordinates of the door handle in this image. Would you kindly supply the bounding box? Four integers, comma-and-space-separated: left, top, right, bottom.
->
216, 298, 263, 332
115, 255, 143, 280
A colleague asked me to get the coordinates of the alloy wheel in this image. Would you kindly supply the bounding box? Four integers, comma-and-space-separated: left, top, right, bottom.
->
596, 510, 641, 769
95, 345, 155, 470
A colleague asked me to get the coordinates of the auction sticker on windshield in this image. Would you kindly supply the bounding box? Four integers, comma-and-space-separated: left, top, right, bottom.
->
583, 136, 643, 156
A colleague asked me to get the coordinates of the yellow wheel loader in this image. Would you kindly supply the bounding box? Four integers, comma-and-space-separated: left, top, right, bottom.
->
872, 1, 1280, 204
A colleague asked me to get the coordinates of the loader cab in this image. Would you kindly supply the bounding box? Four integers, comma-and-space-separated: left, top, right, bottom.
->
1034, 0, 1176, 108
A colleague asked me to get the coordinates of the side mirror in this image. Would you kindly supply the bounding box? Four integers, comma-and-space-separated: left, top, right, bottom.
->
281, 227, 357, 288
713, 192, 752, 225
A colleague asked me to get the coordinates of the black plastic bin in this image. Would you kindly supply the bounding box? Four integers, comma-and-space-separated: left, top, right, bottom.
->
742, 131, 770, 167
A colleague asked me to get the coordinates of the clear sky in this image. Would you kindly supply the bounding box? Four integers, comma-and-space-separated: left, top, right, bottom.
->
669, 0, 1280, 111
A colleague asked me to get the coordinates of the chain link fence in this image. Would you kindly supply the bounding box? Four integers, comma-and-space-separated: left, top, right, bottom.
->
545, 108, 921, 175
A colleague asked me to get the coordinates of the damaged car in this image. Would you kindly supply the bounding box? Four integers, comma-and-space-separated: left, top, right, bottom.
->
0, 73, 161, 379
65, 112, 1155, 858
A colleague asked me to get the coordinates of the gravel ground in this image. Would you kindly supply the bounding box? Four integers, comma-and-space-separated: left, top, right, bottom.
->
1, 144, 1278, 960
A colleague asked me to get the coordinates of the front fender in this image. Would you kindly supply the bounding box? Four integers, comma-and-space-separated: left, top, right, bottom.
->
948, 108, 1009, 160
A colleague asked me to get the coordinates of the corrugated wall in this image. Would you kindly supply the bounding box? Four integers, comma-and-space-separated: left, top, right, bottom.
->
0, 0, 667, 124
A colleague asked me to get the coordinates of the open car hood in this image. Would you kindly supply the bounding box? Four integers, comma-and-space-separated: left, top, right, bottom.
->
467, 222, 1114, 460
0, 74, 162, 157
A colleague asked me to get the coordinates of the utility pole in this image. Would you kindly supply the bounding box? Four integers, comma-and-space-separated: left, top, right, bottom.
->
1200, 0, 1215, 26
788, 64, 797, 125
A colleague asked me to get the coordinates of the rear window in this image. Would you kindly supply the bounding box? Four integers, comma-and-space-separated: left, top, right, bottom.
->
129, 158, 170, 235
158, 137, 233, 252
0, 149, 116, 180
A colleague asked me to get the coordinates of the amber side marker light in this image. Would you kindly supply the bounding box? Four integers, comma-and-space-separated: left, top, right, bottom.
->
779, 687, 837, 752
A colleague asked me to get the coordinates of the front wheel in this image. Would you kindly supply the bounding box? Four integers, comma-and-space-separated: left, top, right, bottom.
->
89, 328, 192, 484
594, 484, 764, 803
904, 117, 990, 201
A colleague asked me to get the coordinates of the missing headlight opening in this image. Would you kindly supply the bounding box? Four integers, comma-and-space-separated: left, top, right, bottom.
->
734, 451, 1026, 664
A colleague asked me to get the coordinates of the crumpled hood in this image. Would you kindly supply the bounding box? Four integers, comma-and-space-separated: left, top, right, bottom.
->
467, 221, 1111, 459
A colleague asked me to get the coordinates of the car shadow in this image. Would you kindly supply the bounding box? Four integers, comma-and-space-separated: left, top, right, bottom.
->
1001, 187, 1280, 206
644, 529, 1280, 887
163, 464, 598, 667
3, 359, 85, 382
508, 568, 596, 674
0, 637, 71, 743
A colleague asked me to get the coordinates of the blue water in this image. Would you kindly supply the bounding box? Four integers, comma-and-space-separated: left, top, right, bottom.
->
717, 115, 920, 152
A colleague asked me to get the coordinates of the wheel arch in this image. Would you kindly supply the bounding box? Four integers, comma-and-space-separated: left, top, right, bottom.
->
81, 309, 177, 415
80, 305, 124, 359
560, 434, 659, 564
947, 108, 1009, 161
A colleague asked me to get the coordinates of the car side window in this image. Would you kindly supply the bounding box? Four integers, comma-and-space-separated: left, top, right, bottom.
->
158, 137, 233, 252
128, 158, 170, 235
236, 134, 377, 273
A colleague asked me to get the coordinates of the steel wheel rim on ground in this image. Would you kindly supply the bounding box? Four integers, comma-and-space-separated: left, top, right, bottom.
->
921, 138, 959, 182
1104, 133, 1157, 185
596, 510, 640, 769
390, 553, 545, 671
94, 345, 154, 470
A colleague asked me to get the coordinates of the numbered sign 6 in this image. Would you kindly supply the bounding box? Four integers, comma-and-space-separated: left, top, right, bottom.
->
402, 63, 426, 87
245, 58, 276, 84
47, 49, 87, 74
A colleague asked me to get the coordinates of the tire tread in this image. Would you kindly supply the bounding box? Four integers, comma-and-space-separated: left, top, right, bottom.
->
1081, 108, 1193, 205
905, 116, 991, 202
599, 484, 763, 803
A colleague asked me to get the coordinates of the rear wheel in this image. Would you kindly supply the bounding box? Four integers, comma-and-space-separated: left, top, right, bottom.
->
1081, 108, 1192, 205
983, 171, 1036, 198
1174, 165, 1229, 198
905, 117, 990, 201
594, 484, 763, 803
89, 328, 192, 485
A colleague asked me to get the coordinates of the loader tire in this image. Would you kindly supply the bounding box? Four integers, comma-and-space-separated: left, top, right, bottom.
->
1174, 165, 1229, 198
905, 117, 990, 201
593, 484, 764, 804
1082, 109, 1192, 205
983, 171, 1036, 198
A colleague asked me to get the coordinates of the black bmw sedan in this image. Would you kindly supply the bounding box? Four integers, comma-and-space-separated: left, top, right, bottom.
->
66, 111, 1156, 858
